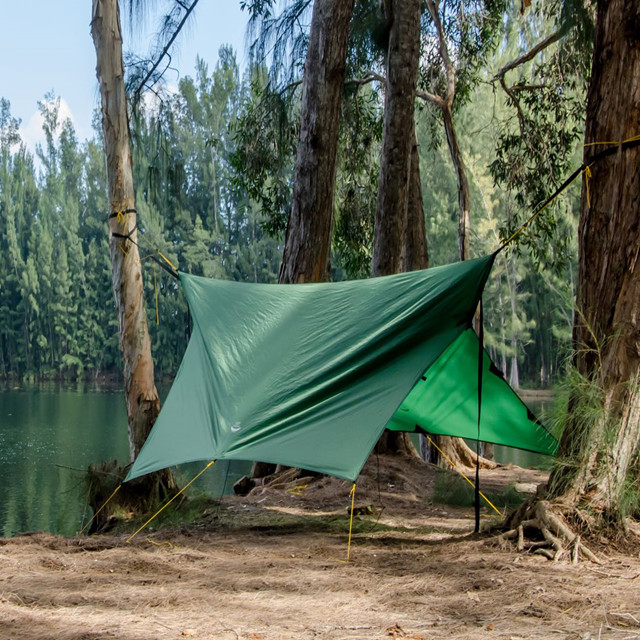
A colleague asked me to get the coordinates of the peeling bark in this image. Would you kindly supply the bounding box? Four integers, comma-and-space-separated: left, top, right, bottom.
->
91, 0, 162, 462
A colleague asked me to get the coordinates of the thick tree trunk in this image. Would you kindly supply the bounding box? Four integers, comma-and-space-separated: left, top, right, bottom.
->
546, 0, 640, 518
91, 0, 162, 462
371, 0, 421, 277
405, 125, 429, 273
278, 0, 354, 284
405, 123, 433, 462
371, 0, 421, 457
251, 0, 354, 480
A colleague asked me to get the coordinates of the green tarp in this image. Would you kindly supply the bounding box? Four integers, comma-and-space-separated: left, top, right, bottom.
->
387, 328, 558, 455
126, 253, 557, 483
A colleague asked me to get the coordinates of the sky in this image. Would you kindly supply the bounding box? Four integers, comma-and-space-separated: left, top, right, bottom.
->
0, 1, 248, 153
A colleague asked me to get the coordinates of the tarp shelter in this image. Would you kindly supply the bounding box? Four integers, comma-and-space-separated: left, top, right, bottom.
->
126, 253, 557, 484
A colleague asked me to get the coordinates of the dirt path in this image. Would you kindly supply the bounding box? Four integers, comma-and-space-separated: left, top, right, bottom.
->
1, 457, 639, 640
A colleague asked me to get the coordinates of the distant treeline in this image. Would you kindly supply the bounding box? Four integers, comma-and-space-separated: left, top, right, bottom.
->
0, 46, 577, 387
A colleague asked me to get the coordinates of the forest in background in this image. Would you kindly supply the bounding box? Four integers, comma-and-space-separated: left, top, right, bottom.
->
0, 2, 584, 389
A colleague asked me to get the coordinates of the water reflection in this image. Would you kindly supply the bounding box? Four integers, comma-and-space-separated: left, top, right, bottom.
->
0, 386, 250, 537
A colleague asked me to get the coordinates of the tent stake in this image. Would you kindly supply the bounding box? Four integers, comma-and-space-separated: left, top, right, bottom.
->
346, 483, 357, 562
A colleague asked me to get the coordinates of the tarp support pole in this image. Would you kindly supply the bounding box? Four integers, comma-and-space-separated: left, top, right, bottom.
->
474, 298, 484, 534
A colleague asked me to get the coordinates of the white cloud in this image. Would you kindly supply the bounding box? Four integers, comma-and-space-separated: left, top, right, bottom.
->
140, 80, 181, 116
19, 97, 76, 156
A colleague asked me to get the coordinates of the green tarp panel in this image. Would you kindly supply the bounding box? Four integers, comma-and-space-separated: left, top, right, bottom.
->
387, 328, 557, 455
126, 253, 555, 483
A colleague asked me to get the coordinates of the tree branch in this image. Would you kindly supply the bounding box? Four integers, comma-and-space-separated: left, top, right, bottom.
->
425, 0, 455, 108
416, 88, 445, 109
510, 83, 547, 92
345, 72, 386, 87
494, 29, 564, 82
133, 0, 201, 102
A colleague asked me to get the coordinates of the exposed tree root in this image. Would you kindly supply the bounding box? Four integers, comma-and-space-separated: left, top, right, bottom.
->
235, 465, 319, 496
491, 499, 602, 564
85, 460, 176, 534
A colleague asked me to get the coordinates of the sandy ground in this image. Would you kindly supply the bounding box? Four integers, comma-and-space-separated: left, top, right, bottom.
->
1, 456, 640, 640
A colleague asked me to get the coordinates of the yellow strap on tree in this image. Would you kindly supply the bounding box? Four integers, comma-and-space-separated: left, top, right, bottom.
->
584, 165, 593, 207
498, 131, 639, 252
584, 132, 640, 148
426, 435, 502, 516
346, 483, 357, 562
126, 461, 215, 544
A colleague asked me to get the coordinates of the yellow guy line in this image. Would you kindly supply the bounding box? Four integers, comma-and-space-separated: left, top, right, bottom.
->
157, 249, 178, 271
426, 435, 502, 516
126, 461, 215, 544
347, 483, 357, 562
500, 187, 565, 249
78, 484, 121, 535
499, 131, 639, 250
153, 264, 159, 325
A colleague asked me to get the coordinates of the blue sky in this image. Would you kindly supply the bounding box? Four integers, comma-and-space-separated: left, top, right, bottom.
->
0, 1, 248, 151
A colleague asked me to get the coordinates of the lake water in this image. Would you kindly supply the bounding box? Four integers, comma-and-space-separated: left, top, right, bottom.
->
0, 385, 251, 537
0, 386, 551, 538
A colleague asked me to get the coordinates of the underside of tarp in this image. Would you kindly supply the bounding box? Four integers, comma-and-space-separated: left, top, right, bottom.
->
387, 328, 557, 455
125, 253, 556, 483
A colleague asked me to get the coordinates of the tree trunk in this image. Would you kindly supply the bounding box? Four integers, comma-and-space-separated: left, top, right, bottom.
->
91, 0, 163, 463
405, 124, 429, 273
278, 0, 354, 284
371, 0, 421, 278
251, 0, 354, 480
546, 0, 640, 519
371, 0, 421, 457
441, 105, 472, 262
405, 122, 433, 461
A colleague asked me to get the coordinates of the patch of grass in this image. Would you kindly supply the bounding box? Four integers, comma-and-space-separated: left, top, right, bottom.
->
433, 470, 527, 510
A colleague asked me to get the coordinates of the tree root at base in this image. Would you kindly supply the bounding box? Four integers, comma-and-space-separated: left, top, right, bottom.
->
490, 499, 602, 564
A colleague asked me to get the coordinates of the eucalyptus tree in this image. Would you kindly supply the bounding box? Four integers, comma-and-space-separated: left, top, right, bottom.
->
547, 0, 640, 522
91, 0, 168, 471
278, 0, 355, 284
371, 0, 509, 466
241, 0, 355, 478
369, 0, 423, 457
370, 0, 421, 277
505, 0, 640, 558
